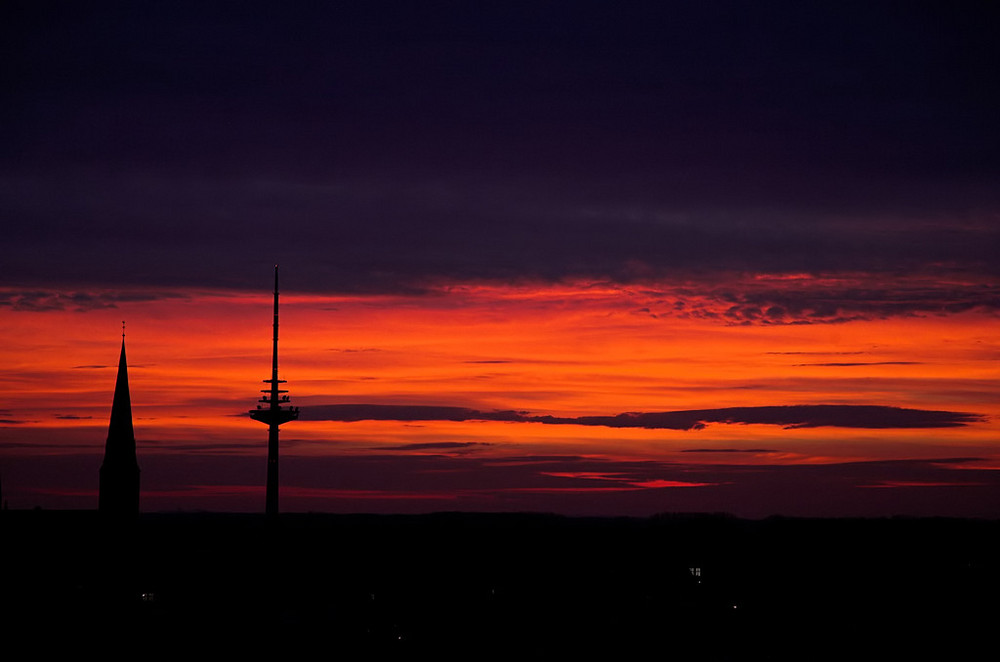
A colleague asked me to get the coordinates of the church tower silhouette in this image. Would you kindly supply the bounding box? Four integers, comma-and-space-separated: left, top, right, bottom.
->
99, 324, 140, 515
249, 266, 299, 516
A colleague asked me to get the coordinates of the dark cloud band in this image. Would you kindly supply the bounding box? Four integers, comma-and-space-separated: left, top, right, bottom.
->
302, 404, 984, 430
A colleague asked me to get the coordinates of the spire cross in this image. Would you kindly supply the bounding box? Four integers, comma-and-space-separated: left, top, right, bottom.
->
122, 320, 126, 339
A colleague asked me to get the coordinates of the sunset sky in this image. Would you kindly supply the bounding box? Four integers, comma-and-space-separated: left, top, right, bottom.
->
2, 1, 998, 517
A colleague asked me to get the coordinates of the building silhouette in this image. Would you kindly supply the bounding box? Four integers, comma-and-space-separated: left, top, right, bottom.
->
98, 325, 140, 514
249, 266, 298, 516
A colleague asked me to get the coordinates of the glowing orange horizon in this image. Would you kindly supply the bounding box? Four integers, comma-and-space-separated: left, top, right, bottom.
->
2, 279, 998, 514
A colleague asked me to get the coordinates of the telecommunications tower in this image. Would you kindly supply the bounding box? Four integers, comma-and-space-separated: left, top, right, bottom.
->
249, 266, 299, 516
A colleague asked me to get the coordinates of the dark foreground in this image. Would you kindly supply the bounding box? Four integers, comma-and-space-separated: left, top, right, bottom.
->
5, 511, 998, 659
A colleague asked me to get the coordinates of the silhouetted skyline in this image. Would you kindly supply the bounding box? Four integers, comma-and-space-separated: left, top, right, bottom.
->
6, 510, 1000, 658
1, 2, 998, 517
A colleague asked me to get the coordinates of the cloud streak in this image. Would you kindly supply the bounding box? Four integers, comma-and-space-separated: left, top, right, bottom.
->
0, 289, 187, 312
664, 275, 1000, 326
303, 404, 984, 431
793, 362, 922, 367
381, 442, 493, 453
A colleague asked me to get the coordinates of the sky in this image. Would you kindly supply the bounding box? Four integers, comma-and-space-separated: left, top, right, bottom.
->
2, 1, 998, 518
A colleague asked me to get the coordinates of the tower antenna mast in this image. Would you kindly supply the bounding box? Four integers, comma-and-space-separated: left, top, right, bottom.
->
249, 265, 299, 516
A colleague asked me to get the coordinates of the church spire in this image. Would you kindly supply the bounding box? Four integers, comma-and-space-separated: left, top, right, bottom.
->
249, 266, 299, 516
99, 323, 140, 515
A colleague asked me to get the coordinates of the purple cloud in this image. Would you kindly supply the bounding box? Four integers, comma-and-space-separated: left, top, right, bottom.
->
303, 404, 984, 430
